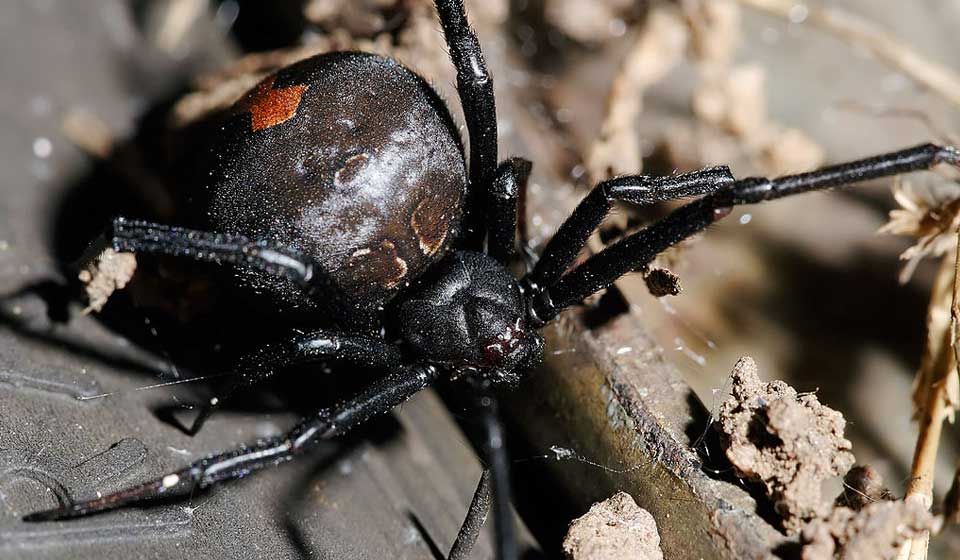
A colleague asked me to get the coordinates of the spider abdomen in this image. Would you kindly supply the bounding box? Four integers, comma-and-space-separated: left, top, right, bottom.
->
205, 52, 467, 316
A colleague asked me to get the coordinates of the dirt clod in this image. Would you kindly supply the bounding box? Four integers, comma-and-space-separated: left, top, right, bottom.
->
643, 268, 682, 297
800, 500, 933, 560
79, 248, 137, 313
562, 492, 663, 560
716, 357, 855, 533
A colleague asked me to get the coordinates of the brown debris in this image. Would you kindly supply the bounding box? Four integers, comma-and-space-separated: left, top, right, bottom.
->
585, 6, 688, 181
544, 0, 644, 44
899, 244, 960, 559
716, 357, 855, 533
78, 248, 137, 313
643, 268, 682, 297
836, 465, 894, 511
686, 57, 824, 176
562, 492, 663, 560
799, 501, 933, 560
61, 108, 115, 159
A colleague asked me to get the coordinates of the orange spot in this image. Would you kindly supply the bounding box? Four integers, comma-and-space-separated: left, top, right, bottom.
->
235, 75, 309, 132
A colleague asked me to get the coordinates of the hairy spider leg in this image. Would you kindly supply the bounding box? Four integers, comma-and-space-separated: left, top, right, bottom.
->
188, 330, 402, 435
108, 217, 313, 283
486, 158, 532, 265
476, 392, 516, 560
435, 0, 498, 250
24, 363, 441, 521
103, 217, 364, 317
529, 143, 960, 324
515, 162, 537, 269
524, 165, 736, 295
448, 469, 493, 560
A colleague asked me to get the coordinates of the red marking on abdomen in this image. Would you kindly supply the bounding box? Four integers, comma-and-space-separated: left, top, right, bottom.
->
235, 75, 309, 132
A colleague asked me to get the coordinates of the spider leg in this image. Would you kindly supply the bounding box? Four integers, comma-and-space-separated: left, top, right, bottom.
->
435, 0, 498, 249
486, 158, 532, 265
188, 330, 402, 435
516, 165, 538, 271
101, 217, 315, 281
446, 383, 515, 560
93, 217, 357, 315
447, 469, 492, 560
479, 393, 517, 560
529, 143, 960, 324
23, 362, 441, 522
523, 166, 735, 292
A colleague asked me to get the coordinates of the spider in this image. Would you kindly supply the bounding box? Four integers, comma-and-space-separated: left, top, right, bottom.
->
23, 1, 960, 558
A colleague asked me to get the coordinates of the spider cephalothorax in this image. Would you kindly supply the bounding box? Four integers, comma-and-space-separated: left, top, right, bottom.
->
25, 2, 960, 560
397, 250, 544, 382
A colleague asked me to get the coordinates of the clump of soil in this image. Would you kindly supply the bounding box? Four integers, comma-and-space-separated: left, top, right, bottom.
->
715, 357, 855, 533
799, 500, 933, 560
562, 492, 663, 560
78, 247, 137, 313
643, 268, 682, 297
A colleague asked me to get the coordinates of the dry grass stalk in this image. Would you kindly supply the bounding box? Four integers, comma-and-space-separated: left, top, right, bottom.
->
882, 171, 960, 559
894, 235, 960, 560
737, 0, 960, 110
881, 180, 960, 411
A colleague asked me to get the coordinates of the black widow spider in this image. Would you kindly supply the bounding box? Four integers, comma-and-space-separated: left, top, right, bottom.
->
24, 0, 960, 558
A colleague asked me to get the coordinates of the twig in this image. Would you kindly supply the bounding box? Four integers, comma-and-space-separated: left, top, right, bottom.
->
897, 232, 960, 560
737, 0, 960, 110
